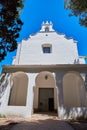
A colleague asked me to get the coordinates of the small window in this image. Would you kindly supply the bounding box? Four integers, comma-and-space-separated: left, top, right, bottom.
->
42, 44, 52, 54
43, 47, 51, 53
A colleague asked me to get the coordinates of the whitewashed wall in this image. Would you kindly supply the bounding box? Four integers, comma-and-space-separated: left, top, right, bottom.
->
0, 73, 37, 117
13, 23, 85, 65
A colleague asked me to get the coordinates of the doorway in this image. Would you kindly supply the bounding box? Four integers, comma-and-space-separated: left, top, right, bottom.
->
48, 98, 54, 111
38, 88, 54, 112
33, 71, 58, 114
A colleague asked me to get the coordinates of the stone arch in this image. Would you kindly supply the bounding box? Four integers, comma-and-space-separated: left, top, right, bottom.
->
34, 71, 58, 112
8, 71, 28, 106
63, 71, 86, 107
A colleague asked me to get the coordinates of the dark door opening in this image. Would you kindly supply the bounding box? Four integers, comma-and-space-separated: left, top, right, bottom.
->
38, 88, 54, 112
48, 98, 54, 111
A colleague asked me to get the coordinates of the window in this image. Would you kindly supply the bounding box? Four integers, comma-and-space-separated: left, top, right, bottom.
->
42, 44, 52, 53
43, 47, 51, 53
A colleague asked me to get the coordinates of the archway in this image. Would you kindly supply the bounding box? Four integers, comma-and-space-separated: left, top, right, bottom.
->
63, 71, 86, 107
8, 72, 28, 106
33, 71, 58, 112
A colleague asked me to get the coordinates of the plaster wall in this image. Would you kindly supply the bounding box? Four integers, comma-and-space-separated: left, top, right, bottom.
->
0, 73, 36, 118
14, 31, 84, 65
0, 69, 87, 119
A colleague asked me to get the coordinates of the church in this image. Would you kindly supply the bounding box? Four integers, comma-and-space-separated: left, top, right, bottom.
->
0, 21, 87, 119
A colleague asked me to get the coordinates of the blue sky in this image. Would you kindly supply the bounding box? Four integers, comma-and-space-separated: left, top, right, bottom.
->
0, 0, 87, 73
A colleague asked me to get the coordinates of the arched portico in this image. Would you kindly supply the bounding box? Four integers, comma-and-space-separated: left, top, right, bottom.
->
8, 71, 28, 106
63, 71, 86, 107
33, 71, 58, 112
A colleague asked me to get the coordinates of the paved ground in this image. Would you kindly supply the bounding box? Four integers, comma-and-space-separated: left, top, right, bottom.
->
0, 113, 74, 130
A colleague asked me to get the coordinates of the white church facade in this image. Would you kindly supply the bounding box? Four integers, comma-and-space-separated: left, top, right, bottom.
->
0, 21, 87, 119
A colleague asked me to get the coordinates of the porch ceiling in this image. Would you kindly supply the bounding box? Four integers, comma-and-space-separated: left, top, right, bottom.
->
2, 64, 87, 73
